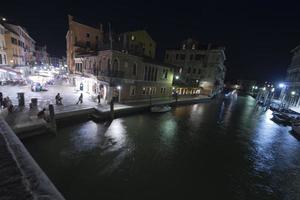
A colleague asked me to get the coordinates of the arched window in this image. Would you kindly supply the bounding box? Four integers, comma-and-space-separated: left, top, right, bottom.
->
113, 59, 119, 72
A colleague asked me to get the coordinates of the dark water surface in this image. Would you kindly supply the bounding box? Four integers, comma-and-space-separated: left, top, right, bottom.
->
23, 96, 300, 200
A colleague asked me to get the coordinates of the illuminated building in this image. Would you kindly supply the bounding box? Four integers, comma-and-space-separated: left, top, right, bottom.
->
165, 39, 226, 96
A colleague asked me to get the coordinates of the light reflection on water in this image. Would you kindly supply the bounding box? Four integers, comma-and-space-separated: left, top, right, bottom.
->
23, 96, 300, 200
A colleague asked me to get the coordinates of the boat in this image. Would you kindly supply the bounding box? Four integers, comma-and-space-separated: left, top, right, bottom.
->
272, 112, 291, 124
272, 111, 300, 125
150, 105, 171, 113
292, 122, 300, 136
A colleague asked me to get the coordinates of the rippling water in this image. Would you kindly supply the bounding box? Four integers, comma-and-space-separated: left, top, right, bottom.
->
23, 96, 300, 200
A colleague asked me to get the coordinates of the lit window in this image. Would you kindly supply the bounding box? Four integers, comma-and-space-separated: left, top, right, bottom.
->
192, 44, 196, 49
131, 35, 135, 41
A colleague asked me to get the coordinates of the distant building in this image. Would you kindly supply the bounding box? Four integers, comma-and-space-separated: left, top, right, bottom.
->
0, 24, 7, 66
282, 45, 300, 108
237, 80, 257, 93
35, 45, 49, 65
66, 15, 103, 73
165, 39, 226, 96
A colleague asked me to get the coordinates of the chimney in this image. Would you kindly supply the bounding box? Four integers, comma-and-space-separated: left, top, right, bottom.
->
68, 15, 73, 25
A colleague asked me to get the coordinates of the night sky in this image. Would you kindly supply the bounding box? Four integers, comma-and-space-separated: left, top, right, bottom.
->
1, 0, 300, 82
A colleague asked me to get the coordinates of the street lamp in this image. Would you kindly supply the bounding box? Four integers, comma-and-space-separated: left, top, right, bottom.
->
262, 87, 266, 91
291, 91, 296, 96
1, 17, 6, 21
117, 85, 121, 90
175, 75, 179, 80
271, 88, 275, 92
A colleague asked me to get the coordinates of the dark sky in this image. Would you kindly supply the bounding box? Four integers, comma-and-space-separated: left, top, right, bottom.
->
1, 0, 300, 82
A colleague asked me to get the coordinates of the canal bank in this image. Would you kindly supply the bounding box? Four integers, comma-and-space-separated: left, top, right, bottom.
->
22, 96, 300, 200
3, 95, 212, 138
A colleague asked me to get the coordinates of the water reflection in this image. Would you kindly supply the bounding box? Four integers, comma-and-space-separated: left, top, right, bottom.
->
23, 96, 300, 200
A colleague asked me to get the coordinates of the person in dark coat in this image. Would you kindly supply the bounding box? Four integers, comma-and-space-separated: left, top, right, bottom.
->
76, 93, 83, 104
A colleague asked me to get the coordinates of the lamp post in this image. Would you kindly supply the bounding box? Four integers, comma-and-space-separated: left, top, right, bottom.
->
117, 85, 121, 103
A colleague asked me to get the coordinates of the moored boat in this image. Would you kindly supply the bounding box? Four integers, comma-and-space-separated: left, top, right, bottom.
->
150, 105, 171, 113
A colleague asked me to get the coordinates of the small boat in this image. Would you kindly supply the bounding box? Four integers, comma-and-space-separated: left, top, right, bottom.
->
272, 112, 292, 124
292, 122, 300, 136
150, 105, 171, 113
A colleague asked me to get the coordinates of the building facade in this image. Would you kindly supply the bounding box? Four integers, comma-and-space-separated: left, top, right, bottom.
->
4, 24, 35, 66
113, 30, 156, 58
0, 24, 7, 66
4, 25, 25, 66
66, 15, 103, 73
74, 50, 174, 103
282, 45, 300, 108
35, 45, 49, 66
165, 39, 226, 96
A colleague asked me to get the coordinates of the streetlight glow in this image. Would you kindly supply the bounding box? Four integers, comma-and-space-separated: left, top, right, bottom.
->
271, 88, 275, 92
117, 86, 121, 90
175, 75, 179, 80
279, 83, 285, 88
291, 91, 296, 95
262, 87, 266, 91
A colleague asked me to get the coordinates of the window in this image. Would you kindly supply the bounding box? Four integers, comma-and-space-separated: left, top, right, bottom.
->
144, 66, 148, 80
96, 36, 98, 40
162, 69, 168, 79
188, 67, 191, 73
180, 54, 185, 60
190, 54, 194, 60
86, 41, 91, 48
195, 54, 204, 60
193, 68, 196, 74
113, 59, 118, 72
198, 68, 201, 74
182, 44, 186, 50
166, 54, 169, 59
192, 44, 196, 49
86, 33, 90, 38
130, 86, 136, 96
3, 55, 6, 64
142, 87, 146, 95
160, 87, 166, 94
107, 59, 111, 71
133, 63, 137, 76
152, 87, 156, 95
176, 54, 179, 60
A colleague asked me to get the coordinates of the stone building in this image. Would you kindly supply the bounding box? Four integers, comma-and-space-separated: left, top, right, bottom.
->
111, 30, 156, 58
74, 50, 174, 103
165, 39, 226, 96
4, 23, 35, 66
282, 45, 300, 109
66, 15, 103, 73
3, 24, 25, 66
35, 45, 49, 65
0, 24, 7, 66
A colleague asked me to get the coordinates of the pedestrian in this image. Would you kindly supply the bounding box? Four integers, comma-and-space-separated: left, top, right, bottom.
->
76, 93, 83, 104
97, 93, 101, 104
0, 92, 3, 108
37, 108, 46, 119
55, 93, 63, 105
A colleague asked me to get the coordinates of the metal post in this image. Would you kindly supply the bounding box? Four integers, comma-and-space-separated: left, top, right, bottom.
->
110, 99, 114, 120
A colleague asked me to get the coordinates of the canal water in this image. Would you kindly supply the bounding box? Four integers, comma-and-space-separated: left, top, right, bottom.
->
23, 96, 300, 200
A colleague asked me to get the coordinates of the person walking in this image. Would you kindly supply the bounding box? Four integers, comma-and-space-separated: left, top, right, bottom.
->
97, 94, 101, 104
76, 93, 83, 104
0, 92, 3, 108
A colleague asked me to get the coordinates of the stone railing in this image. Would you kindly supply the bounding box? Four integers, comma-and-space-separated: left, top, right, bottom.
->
0, 118, 65, 200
